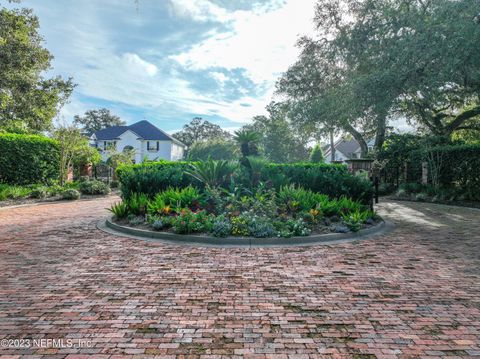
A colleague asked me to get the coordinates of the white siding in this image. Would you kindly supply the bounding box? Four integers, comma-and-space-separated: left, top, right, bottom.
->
94, 130, 185, 162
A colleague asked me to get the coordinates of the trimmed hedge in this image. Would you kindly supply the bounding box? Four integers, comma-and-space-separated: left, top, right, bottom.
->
407, 144, 480, 200
117, 160, 373, 204
0, 133, 60, 185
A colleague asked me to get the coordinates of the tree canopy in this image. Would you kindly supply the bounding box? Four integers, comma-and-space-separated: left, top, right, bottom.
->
172, 117, 231, 147
245, 102, 309, 163
0, 4, 74, 133
73, 108, 125, 136
277, 0, 480, 154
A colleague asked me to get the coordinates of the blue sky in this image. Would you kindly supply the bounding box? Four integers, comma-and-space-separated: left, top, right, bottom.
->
14, 0, 318, 133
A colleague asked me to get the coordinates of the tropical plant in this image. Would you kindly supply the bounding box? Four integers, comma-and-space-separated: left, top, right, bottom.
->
107, 202, 129, 219
127, 192, 149, 215
186, 159, 234, 189
341, 210, 369, 232
233, 129, 262, 157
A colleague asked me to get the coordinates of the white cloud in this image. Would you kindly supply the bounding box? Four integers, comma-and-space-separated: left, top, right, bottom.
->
171, 0, 316, 84
122, 53, 158, 76
167, 0, 232, 23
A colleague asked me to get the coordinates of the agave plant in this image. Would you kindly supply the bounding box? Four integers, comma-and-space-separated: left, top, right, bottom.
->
233, 129, 261, 157
186, 159, 234, 189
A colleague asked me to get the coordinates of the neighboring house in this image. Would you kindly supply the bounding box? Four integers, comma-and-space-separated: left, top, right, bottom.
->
91, 120, 186, 163
323, 138, 374, 163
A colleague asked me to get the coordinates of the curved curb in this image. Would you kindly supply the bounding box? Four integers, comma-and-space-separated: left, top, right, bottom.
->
97, 218, 395, 248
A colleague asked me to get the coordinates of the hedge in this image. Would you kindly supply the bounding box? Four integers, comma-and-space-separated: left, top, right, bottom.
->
117, 160, 373, 204
0, 133, 60, 185
407, 144, 480, 200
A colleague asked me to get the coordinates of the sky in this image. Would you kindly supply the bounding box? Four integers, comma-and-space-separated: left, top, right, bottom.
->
12, 0, 320, 133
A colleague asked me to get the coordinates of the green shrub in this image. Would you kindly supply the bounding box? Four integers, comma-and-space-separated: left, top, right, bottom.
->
78, 179, 111, 195
341, 210, 369, 232
415, 193, 428, 202
408, 144, 480, 201
126, 193, 149, 215
117, 160, 373, 205
30, 186, 48, 199
171, 209, 213, 234
0, 133, 60, 185
116, 161, 200, 200
247, 216, 276, 238
107, 202, 129, 219
278, 185, 329, 212
211, 215, 232, 237
0, 184, 32, 200
61, 189, 80, 200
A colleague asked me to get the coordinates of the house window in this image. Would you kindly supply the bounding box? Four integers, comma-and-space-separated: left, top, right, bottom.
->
147, 141, 150, 150
103, 141, 107, 150
156, 141, 159, 151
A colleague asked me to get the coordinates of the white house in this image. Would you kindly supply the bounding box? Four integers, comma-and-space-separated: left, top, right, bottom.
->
91, 120, 186, 163
323, 138, 375, 163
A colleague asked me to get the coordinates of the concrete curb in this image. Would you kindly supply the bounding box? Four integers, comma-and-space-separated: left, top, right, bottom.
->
98, 218, 395, 248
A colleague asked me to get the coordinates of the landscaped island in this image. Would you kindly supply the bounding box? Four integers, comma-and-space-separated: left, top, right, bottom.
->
109, 159, 379, 239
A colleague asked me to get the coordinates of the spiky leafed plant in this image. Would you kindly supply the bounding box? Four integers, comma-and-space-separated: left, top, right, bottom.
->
233, 129, 261, 157
186, 159, 234, 189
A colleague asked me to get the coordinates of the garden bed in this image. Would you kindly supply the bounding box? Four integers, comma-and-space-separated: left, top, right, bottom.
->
103, 217, 388, 247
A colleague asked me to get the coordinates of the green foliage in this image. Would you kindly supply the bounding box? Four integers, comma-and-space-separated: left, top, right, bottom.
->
147, 186, 203, 215
118, 160, 373, 205
233, 129, 261, 157
187, 138, 238, 161
278, 185, 328, 212
246, 103, 309, 163
107, 202, 129, 219
408, 144, 480, 200
73, 108, 125, 136
78, 179, 110, 195
211, 215, 232, 237
246, 215, 276, 238
231, 215, 249, 236
186, 159, 234, 189
0, 184, 31, 200
117, 161, 199, 200
0, 6, 74, 133
341, 210, 369, 232
30, 186, 48, 199
172, 117, 231, 147
309, 144, 324, 163
61, 189, 80, 200
0, 133, 60, 185
127, 192, 149, 215
53, 125, 96, 185
171, 209, 213, 234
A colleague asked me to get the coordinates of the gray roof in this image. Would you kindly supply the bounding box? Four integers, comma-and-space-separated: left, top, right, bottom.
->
93, 120, 185, 146
336, 139, 360, 155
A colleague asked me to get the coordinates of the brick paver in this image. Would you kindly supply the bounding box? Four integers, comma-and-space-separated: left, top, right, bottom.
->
0, 196, 479, 358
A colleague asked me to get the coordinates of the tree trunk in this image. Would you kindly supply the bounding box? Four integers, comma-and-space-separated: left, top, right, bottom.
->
343, 122, 368, 157
329, 130, 335, 162
374, 114, 387, 152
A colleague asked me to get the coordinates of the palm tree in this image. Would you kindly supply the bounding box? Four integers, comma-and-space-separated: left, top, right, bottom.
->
233, 129, 261, 157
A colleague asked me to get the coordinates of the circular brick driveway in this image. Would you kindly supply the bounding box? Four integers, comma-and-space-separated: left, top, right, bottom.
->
0, 196, 479, 358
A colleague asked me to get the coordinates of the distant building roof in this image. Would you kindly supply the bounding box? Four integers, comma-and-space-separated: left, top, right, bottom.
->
93, 120, 185, 146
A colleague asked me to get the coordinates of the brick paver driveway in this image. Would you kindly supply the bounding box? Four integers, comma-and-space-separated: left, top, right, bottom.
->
0, 196, 479, 358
